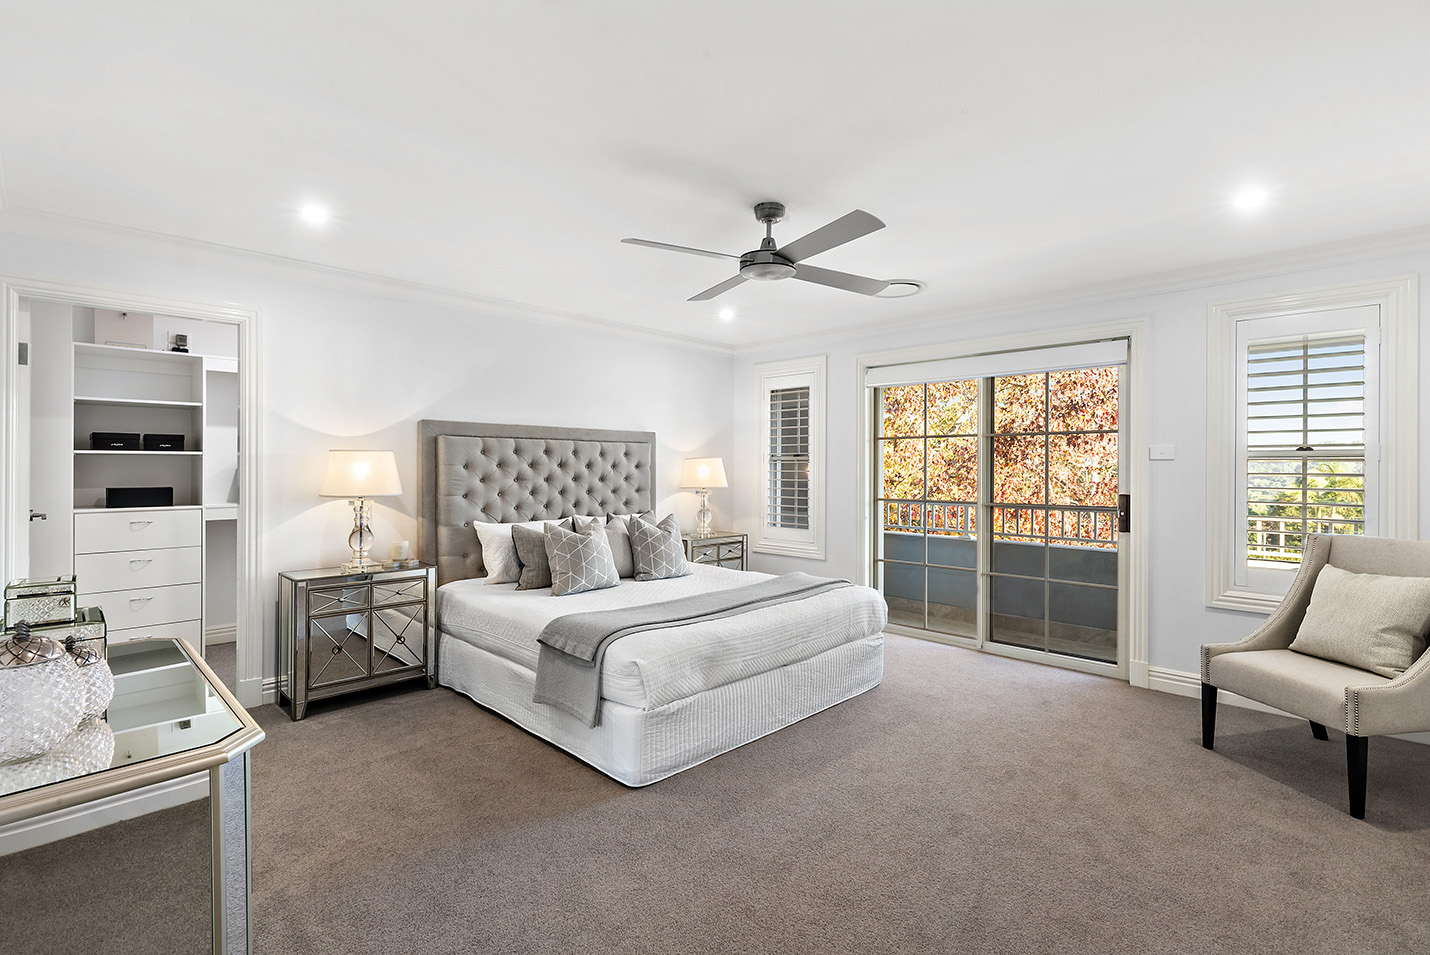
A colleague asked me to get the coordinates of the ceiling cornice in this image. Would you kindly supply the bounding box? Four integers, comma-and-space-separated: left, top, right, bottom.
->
0, 206, 739, 356
734, 222, 1430, 355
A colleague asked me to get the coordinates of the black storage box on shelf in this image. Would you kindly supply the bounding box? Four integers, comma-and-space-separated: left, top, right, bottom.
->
105, 486, 174, 508
90, 431, 141, 451
142, 433, 185, 452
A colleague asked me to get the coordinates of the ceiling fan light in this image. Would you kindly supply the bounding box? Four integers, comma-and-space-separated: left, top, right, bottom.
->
741, 261, 797, 281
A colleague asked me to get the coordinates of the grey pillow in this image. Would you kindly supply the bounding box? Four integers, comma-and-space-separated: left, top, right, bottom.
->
511, 518, 573, 590
1289, 563, 1430, 678
630, 514, 690, 582
545, 522, 619, 596
604, 513, 653, 579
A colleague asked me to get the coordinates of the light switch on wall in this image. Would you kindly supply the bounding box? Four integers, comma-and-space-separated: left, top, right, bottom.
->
1149, 445, 1176, 460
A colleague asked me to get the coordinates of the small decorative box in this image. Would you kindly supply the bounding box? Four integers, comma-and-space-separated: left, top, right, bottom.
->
4, 576, 78, 629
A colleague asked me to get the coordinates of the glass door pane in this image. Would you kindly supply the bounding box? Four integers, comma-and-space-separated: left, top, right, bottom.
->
875, 380, 980, 639
987, 366, 1120, 663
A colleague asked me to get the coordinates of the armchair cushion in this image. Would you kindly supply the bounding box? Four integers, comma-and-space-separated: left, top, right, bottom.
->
1207, 649, 1391, 731
1287, 564, 1430, 678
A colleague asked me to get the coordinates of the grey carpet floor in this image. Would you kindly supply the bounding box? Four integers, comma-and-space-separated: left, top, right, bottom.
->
5, 634, 1430, 954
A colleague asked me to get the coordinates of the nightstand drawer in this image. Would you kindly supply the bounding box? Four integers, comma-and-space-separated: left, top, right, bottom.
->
82, 582, 203, 631
374, 576, 427, 606
309, 583, 369, 615
76, 546, 203, 592
75, 508, 202, 554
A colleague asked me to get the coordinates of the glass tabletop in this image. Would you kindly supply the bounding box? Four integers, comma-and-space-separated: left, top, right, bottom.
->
0, 638, 245, 798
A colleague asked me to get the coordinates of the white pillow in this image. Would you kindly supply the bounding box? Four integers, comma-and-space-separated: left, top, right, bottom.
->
472, 521, 545, 584
472, 522, 519, 583
1289, 563, 1430, 678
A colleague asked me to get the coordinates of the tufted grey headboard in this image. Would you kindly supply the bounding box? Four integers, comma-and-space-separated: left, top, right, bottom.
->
418, 420, 656, 587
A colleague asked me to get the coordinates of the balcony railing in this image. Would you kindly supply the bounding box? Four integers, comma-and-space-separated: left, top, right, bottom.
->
880, 500, 1118, 549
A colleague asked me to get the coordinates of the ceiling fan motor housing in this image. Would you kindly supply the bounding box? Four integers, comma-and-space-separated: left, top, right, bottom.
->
740, 249, 796, 280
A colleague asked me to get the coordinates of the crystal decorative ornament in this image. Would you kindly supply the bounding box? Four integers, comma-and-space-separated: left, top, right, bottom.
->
0, 624, 87, 763
0, 717, 115, 795
67, 636, 115, 721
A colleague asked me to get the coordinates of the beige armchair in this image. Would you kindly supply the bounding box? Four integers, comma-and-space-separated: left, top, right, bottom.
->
1201, 534, 1430, 819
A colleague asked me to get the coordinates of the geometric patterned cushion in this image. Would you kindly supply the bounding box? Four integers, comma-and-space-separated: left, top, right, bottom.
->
545, 522, 620, 596
630, 514, 690, 582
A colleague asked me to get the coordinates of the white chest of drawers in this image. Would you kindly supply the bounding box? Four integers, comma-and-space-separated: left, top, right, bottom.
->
75, 506, 204, 646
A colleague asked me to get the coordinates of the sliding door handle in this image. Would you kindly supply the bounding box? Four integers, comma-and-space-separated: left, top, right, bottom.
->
1117, 494, 1131, 533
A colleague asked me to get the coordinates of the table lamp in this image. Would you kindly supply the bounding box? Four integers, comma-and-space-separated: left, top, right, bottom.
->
679, 457, 728, 539
319, 450, 403, 573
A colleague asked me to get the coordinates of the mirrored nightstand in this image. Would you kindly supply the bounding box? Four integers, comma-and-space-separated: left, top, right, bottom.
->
682, 531, 747, 570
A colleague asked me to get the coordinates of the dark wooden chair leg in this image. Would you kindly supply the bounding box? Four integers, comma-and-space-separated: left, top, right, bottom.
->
1201, 683, 1217, 749
1310, 721, 1329, 741
1346, 735, 1368, 819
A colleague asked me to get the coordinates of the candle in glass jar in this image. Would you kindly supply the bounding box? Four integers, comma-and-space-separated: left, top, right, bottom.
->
391, 541, 410, 561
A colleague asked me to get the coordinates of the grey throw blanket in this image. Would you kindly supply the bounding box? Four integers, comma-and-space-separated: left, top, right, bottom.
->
533, 572, 851, 726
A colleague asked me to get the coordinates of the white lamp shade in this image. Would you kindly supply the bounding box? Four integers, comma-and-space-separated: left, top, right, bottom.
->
318, 450, 403, 498
679, 457, 728, 489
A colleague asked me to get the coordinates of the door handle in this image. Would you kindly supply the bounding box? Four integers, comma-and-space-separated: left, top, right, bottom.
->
1117, 494, 1131, 533
29, 511, 47, 522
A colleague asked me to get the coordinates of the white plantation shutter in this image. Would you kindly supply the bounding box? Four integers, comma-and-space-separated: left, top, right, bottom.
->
1245, 334, 1367, 562
755, 356, 825, 558
768, 386, 810, 529
1232, 304, 1381, 593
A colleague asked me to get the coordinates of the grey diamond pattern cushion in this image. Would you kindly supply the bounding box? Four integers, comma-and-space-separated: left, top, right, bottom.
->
511, 518, 572, 591
1289, 563, 1430, 678
630, 514, 690, 582
545, 522, 619, 596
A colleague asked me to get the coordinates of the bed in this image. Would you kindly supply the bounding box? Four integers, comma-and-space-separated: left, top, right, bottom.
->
418, 420, 886, 786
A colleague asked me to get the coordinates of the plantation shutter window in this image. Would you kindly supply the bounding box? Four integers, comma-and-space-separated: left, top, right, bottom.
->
1224, 303, 1384, 601
755, 356, 826, 558
768, 386, 810, 529
1244, 333, 1367, 564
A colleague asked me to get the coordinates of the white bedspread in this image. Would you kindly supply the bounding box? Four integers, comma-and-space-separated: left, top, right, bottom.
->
437, 564, 887, 710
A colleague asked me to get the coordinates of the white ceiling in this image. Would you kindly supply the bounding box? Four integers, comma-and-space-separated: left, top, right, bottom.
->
4, 2, 1430, 349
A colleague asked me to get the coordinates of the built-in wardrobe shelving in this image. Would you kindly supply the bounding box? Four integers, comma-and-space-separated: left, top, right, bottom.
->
44, 312, 243, 651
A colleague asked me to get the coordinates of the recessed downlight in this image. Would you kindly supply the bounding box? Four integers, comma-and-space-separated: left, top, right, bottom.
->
299, 202, 331, 227
718, 308, 735, 321
1230, 185, 1270, 215
873, 280, 925, 299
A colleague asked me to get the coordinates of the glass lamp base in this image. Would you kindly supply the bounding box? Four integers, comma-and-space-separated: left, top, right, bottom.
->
695, 488, 714, 538
340, 558, 386, 574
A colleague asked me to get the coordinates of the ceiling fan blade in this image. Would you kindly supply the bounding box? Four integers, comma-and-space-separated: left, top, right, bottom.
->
622, 237, 739, 260
789, 264, 891, 296
688, 274, 749, 301
775, 209, 885, 264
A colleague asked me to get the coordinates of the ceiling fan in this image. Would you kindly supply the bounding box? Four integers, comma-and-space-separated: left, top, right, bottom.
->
622, 201, 892, 301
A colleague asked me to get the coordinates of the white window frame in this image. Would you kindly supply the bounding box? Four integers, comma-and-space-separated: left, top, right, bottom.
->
1206, 276, 1419, 613
754, 355, 825, 559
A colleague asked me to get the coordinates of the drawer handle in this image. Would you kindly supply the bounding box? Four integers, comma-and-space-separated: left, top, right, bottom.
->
129, 559, 154, 569
128, 521, 154, 529
129, 596, 154, 606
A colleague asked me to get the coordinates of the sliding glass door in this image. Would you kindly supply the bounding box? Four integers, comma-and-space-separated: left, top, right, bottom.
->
987, 367, 1120, 663
872, 344, 1126, 671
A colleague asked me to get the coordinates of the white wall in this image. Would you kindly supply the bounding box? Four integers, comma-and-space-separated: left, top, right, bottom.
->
0, 227, 736, 694
732, 247, 1430, 678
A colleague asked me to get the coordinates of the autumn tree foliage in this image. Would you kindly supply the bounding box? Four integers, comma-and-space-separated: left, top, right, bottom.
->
878, 368, 1119, 547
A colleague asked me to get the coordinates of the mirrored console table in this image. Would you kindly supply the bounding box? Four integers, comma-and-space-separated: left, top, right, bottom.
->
0, 638, 264, 954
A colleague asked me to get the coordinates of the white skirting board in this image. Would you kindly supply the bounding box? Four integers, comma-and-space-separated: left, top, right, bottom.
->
0, 771, 208, 856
